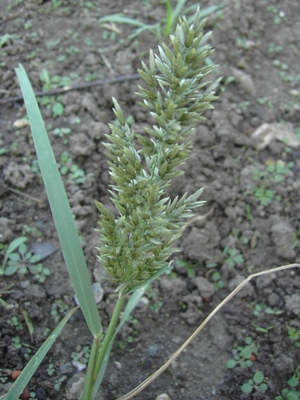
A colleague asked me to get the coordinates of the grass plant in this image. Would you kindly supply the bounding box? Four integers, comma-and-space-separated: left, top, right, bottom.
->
99, 1, 224, 42
4, 9, 219, 400
2, 6, 300, 400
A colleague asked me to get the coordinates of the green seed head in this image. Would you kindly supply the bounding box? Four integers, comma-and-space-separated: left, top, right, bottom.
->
96, 8, 219, 295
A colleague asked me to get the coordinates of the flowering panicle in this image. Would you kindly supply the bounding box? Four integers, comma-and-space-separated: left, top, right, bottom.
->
95, 9, 220, 295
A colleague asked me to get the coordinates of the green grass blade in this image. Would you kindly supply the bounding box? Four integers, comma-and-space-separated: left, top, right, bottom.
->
99, 14, 146, 27
0, 298, 10, 308
15, 64, 101, 336
172, 0, 189, 23
131, 24, 159, 38
5, 307, 79, 400
164, 0, 173, 36
198, 4, 225, 19
187, 4, 225, 24
99, 14, 158, 39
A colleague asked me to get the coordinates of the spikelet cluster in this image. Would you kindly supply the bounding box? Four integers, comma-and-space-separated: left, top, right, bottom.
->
96, 9, 220, 295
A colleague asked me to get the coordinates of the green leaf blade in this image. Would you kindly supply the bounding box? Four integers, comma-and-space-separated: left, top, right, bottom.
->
15, 64, 101, 336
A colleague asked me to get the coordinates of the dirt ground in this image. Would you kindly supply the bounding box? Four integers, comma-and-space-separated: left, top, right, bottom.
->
1, 0, 300, 399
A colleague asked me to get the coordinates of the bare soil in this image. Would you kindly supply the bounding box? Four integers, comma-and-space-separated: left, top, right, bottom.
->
1, 0, 300, 399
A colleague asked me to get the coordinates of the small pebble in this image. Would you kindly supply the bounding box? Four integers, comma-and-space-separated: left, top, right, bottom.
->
19, 389, 30, 400
10, 290, 23, 300
11, 370, 21, 381
137, 296, 149, 308
285, 294, 300, 315
59, 363, 73, 375
192, 277, 215, 298
13, 119, 30, 129
19, 280, 30, 289
72, 360, 86, 372
114, 361, 122, 370
74, 282, 104, 305
36, 387, 46, 400
155, 394, 171, 400
24, 284, 46, 300
160, 277, 186, 295
31, 242, 58, 260
65, 372, 85, 400
92, 282, 104, 304
267, 292, 280, 307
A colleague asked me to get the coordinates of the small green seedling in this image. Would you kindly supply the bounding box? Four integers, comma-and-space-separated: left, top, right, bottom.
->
287, 325, 300, 348
1, 238, 50, 282
22, 225, 42, 238
223, 246, 244, 269
52, 102, 64, 117
257, 96, 274, 108
231, 228, 250, 246
51, 297, 69, 323
252, 303, 283, 316
12, 336, 22, 350
37, 94, 66, 118
206, 261, 224, 290
47, 363, 55, 376
30, 159, 41, 176
1, 236, 27, 274
51, 0, 62, 10
250, 161, 294, 206
24, 21, 32, 31
226, 337, 258, 369
219, 75, 236, 92
121, 316, 139, 345
0, 373, 8, 384
72, 345, 91, 364
210, 270, 224, 290
253, 187, 279, 206
239, 101, 251, 112
250, 303, 281, 333
266, 161, 294, 182
268, 42, 283, 54
1, 236, 49, 281
251, 320, 274, 333
52, 127, 71, 138
273, 59, 289, 71
54, 376, 65, 391
0, 33, 10, 48
65, 45, 80, 54
59, 151, 92, 183
292, 228, 300, 249
7, 316, 24, 331
276, 366, 300, 400
175, 258, 197, 279
241, 371, 268, 394
266, 6, 287, 24
39, 69, 52, 91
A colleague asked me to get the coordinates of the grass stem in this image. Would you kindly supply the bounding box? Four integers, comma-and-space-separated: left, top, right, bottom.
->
82, 333, 103, 400
85, 295, 125, 399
